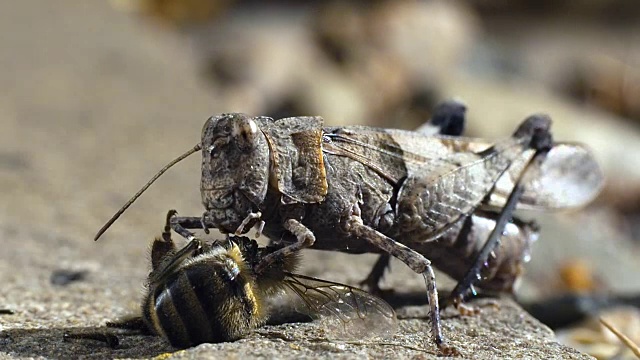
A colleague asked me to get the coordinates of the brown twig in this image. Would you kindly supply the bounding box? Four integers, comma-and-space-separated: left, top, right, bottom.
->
599, 317, 640, 359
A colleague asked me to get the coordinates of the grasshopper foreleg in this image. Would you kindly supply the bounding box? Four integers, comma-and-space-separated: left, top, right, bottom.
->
255, 219, 316, 274
235, 211, 263, 236
169, 211, 264, 239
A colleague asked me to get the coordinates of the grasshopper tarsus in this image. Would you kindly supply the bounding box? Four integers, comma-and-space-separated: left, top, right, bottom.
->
201, 214, 211, 234
438, 341, 462, 357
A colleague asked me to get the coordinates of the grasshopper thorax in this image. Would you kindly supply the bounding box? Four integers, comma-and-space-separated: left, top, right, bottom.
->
200, 113, 270, 233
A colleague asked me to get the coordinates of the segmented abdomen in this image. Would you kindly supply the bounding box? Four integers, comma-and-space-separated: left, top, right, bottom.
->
143, 263, 259, 348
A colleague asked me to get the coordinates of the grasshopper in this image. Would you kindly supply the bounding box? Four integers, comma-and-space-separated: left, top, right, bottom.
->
94, 101, 603, 354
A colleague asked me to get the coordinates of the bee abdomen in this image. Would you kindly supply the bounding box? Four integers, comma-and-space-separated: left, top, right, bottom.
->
145, 261, 259, 348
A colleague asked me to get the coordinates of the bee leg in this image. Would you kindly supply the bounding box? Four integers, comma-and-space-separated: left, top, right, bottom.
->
254, 219, 315, 274
151, 210, 180, 270
148, 237, 204, 285
359, 253, 391, 295
63, 331, 120, 349
255, 219, 265, 238
107, 316, 152, 334
62, 318, 151, 349
344, 215, 459, 356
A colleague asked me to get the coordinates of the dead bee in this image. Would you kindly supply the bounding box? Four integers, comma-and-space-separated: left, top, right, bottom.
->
94, 102, 603, 353
70, 211, 396, 348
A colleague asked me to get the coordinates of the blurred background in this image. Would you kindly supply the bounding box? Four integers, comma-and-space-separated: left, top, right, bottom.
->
1, 0, 639, 358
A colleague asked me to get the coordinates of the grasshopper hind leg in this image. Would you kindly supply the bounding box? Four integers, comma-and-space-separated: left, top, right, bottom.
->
448, 172, 528, 307
255, 218, 315, 274
430, 99, 466, 136
450, 115, 553, 306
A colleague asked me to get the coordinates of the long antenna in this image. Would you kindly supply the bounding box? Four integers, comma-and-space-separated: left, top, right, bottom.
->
94, 143, 202, 241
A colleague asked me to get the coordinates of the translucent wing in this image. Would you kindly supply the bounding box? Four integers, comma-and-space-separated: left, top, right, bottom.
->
418, 111, 604, 210
282, 272, 397, 340
322, 125, 536, 235
325, 124, 604, 212
322, 126, 516, 184
486, 143, 605, 210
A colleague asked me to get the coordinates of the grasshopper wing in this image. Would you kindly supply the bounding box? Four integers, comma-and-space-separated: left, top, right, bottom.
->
323, 125, 535, 236
486, 143, 604, 210
417, 110, 604, 210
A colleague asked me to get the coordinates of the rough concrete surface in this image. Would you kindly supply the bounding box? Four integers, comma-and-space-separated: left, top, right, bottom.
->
0, 1, 593, 359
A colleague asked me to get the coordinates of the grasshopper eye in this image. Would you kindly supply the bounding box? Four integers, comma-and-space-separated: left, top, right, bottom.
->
232, 119, 259, 151
233, 119, 257, 137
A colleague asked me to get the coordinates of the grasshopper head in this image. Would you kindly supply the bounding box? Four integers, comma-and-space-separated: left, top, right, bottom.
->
200, 113, 270, 233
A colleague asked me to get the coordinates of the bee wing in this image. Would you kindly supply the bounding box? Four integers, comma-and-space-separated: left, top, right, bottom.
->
486, 143, 605, 210
283, 272, 397, 340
